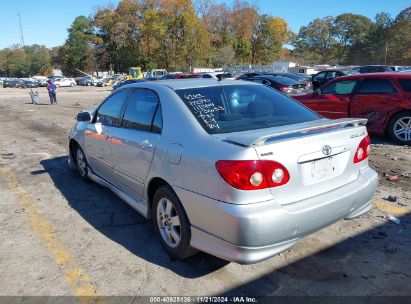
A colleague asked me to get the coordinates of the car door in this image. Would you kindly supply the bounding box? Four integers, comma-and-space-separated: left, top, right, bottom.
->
350, 78, 401, 132
84, 90, 129, 180
302, 79, 358, 118
111, 88, 162, 200
312, 71, 327, 89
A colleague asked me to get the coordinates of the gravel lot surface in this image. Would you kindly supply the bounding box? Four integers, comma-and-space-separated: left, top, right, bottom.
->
0, 86, 410, 300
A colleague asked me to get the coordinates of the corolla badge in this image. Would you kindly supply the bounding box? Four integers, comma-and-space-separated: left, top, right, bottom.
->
322, 145, 332, 156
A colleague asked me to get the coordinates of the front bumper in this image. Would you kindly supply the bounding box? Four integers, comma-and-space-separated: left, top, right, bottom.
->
176, 167, 378, 264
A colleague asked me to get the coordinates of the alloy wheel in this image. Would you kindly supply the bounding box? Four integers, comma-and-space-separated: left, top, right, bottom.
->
393, 116, 411, 142
76, 148, 87, 177
156, 198, 181, 248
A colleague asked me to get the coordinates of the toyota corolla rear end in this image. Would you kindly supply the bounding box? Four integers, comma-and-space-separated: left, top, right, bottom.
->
172, 82, 378, 264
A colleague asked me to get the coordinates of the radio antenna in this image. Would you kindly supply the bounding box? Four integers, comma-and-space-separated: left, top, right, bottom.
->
17, 13, 25, 47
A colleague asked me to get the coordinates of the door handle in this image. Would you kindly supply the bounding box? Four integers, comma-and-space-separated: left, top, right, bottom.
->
141, 139, 153, 148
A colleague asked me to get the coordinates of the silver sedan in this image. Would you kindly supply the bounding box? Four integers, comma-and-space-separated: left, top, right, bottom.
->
68, 79, 378, 264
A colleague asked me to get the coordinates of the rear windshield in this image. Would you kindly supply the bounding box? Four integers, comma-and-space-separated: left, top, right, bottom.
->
175, 85, 320, 134
270, 76, 299, 86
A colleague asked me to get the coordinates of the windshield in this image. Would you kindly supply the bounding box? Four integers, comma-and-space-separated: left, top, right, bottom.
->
175, 85, 320, 134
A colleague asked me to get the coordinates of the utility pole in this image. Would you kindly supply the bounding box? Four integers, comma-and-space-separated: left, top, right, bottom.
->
384, 41, 388, 65
17, 13, 25, 47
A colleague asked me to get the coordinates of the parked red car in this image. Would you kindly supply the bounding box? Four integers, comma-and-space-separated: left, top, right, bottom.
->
294, 73, 411, 144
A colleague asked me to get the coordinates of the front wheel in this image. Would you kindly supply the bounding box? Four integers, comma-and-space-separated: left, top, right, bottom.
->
75, 146, 89, 181
387, 111, 411, 145
152, 186, 197, 260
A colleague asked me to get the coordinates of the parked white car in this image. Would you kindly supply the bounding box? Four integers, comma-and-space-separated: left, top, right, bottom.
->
54, 77, 76, 87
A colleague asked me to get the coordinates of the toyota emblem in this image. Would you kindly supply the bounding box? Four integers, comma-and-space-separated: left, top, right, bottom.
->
322, 145, 332, 156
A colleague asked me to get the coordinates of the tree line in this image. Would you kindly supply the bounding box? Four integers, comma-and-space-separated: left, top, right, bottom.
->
0, 0, 409, 77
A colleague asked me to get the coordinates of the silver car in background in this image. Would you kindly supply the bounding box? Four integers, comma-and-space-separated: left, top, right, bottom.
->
68, 79, 378, 264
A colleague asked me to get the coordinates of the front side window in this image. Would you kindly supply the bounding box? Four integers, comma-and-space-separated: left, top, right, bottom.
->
313, 72, 326, 81
96, 91, 129, 126
121, 89, 161, 132
357, 79, 398, 94
175, 85, 320, 134
321, 80, 357, 95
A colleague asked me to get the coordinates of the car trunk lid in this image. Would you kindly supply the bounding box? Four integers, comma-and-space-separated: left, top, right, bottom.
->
214, 118, 368, 205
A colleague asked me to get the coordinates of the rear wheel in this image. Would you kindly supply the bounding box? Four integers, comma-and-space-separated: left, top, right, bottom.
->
152, 186, 197, 259
75, 146, 89, 181
387, 111, 411, 145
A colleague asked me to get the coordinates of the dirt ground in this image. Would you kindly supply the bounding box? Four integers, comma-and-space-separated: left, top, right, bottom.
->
0, 86, 410, 301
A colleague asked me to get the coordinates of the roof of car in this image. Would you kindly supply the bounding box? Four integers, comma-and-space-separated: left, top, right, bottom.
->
123, 79, 256, 90
329, 72, 411, 81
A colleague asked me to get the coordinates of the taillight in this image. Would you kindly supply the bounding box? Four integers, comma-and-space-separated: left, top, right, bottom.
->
215, 160, 290, 190
353, 135, 371, 163
279, 87, 289, 92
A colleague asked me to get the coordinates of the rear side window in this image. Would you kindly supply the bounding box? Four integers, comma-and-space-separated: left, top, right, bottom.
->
358, 79, 398, 94
398, 79, 411, 92
322, 80, 357, 95
122, 89, 161, 132
175, 85, 320, 134
96, 91, 129, 126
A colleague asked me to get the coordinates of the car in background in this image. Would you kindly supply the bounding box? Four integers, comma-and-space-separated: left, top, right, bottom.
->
390, 66, 406, 72
77, 77, 95, 86
311, 69, 359, 90
145, 69, 167, 79
159, 73, 200, 80
238, 72, 313, 90
294, 73, 411, 145
3, 78, 21, 88
112, 79, 148, 91
19, 79, 39, 88
351, 65, 392, 74
246, 75, 311, 95
198, 72, 236, 80
54, 77, 76, 87
68, 79, 377, 264
95, 77, 114, 87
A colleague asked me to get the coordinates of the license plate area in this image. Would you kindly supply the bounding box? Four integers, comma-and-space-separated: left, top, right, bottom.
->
310, 157, 334, 180
300, 156, 337, 185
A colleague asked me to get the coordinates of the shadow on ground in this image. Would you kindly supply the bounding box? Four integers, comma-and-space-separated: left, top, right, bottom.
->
40, 156, 229, 279
40, 156, 410, 293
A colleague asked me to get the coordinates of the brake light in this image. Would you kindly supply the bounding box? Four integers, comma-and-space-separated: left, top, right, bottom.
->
279, 87, 290, 92
215, 160, 290, 190
353, 135, 371, 163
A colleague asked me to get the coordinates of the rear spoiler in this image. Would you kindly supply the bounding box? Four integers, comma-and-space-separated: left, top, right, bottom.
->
251, 118, 367, 146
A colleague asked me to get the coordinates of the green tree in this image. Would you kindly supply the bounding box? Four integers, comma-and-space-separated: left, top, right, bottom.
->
294, 16, 336, 64
388, 7, 411, 64
24, 44, 52, 75
252, 15, 288, 64
62, 16, 97, 75
333, 13, 373, 64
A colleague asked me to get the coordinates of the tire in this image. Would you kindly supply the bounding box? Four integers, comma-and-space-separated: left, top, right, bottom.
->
70, 83, 74, 87
75, 146, 90, 181
387, 111, 411, 145
152, 186, 197, 260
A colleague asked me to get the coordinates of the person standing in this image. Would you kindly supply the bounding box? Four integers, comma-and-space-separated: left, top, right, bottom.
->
47, 80, 57, 104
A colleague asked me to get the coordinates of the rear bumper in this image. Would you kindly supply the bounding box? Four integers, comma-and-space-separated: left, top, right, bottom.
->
176, 167, 378, 264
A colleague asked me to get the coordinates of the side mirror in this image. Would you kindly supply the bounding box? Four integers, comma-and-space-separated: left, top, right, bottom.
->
316, 88, 322, 95
76, 111, 91, 122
